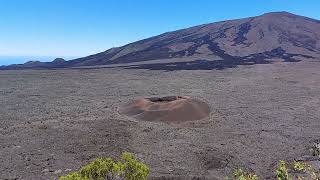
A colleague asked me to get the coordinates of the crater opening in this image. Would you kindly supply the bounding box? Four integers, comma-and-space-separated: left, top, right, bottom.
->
120, 96, 210, 124
147, 96, 185, 103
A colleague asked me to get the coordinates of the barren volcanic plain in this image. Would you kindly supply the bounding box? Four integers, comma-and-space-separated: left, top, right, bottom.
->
1, 60, 320, 179
1, 12, 320, 179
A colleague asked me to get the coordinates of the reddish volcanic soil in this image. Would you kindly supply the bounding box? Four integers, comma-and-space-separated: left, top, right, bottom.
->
120, 96, 210, 124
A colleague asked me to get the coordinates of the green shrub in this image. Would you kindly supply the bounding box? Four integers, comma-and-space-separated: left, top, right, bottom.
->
59, 172, 86, 180
79, 157, 120, 180
276, 160, 289, 180
227, 159, 320, 180
121, 152, 149, 180
59, 152, 149, 180
225, 168, 258, 180
293, 160, 305, 172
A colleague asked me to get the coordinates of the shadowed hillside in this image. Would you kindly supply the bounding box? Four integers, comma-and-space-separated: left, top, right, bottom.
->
1, 12, 320, 70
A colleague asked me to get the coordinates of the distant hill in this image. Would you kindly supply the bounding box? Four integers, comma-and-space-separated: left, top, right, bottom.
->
1, 12, 320, 70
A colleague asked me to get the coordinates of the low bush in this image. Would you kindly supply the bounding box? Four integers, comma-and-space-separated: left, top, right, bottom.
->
230, 168, 258, 180
227, 160, 319, 180
276, 160, 289, 180
293, 160, 305, 172
59, 152, 149, 180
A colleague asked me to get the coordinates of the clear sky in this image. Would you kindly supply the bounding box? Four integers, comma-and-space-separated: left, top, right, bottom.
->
0, 0, 319, 61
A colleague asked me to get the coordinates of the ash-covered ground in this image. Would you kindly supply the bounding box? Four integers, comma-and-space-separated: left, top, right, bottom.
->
1, 60, 320, 179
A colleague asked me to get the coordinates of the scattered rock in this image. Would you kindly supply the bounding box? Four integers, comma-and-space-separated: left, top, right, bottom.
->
54, 169, 62, 174
42, 168, 49, 173
65, 168, 72, 172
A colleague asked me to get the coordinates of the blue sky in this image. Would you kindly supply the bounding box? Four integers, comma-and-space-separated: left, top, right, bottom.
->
0, 0, 319, 64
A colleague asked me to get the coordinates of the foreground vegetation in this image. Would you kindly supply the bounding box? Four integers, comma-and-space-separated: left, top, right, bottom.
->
228, 160, 319, 180
59, 144, 320, 180
226, 143, 320, 180
59, 152, 149, 180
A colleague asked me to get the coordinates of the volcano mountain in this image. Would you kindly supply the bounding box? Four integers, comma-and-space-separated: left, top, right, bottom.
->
2, 11, 320, 70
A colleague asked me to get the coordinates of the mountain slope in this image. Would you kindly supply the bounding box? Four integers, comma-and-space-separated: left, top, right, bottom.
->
2, 11, 320, 69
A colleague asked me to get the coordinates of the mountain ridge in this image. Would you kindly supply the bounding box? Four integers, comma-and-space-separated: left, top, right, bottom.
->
1, 11, 320, 70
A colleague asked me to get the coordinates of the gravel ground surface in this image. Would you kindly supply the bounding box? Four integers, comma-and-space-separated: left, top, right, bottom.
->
1, 60, 320, 179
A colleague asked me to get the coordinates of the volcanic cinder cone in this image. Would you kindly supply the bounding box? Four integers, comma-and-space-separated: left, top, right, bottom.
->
120, 96, 210, 124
